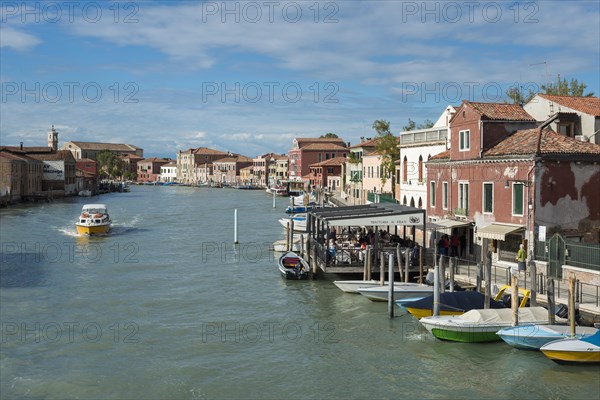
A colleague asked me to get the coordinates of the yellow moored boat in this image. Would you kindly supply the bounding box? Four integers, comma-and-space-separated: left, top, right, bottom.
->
75, 204, 111, 235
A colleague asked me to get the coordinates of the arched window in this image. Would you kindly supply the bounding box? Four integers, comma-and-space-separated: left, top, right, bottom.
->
403, 196, 407, 205
418, 155, 423, 183
410, 197, 415, 208
418, 197, 422, 209
403, 156, 408, 183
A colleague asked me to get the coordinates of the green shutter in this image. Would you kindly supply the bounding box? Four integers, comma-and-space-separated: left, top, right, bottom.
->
513, 184, 523, 215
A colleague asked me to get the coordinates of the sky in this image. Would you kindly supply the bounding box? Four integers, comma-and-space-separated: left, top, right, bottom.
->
1, 0, 599, 158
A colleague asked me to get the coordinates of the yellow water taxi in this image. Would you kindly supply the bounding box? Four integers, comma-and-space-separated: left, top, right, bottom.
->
75, 204, 111, 235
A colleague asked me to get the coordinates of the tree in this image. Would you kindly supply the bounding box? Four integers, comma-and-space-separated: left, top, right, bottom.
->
419, 119, 434, 129
506, 86, 536, 105
372, 120, 398, 195
401, 118, 433, 131
541, 76, 594, 97
96, 150, 122, 179
320, 133, 339, 138
402, 119, 416, 132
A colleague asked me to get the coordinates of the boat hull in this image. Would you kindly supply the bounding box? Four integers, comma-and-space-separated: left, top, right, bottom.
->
540, 332, 600, 364
75, 223, 110, 235
429, 326, 503, 343
497, 325, 598, 350
540, 349, 600, 364
405, 308, 462, 320
357, 284, 434, 301
333, 280, 385, 293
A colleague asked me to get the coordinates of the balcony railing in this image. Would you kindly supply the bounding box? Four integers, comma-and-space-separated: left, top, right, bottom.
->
400, 128, 447, 145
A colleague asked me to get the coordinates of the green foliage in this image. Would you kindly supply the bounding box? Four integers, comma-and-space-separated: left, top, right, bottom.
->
401, 118, 434, 131
347, 152, 361, 164
541, 76, 593, 97
402, 119, 416, 132
320, 133, 339, 138
96, 150, 122, 179
372, 120, 391, 135
373, 120, 398, 188
506, 86, 536, 105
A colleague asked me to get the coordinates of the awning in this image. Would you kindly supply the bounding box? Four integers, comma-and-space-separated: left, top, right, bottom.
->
433, 219, 473, 229
308, 203, 426, 227
476, 223, 525, 241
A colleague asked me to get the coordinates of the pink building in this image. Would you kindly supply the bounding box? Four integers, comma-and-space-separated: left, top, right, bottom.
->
137, 158, 171, 183
288, 137, 348, 190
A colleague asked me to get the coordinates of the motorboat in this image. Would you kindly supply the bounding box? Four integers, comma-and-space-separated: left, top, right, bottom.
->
333, 280, 387, 293
419, 307, 550, 343
497, 325, 598, 350
540, 330, 600, 364
278, 251, 310, 280
278, 213, 307, 232
357, 283, 434, 301
75, 204, 111, 235
272, 239, 301, 252
400, 291, 505, 320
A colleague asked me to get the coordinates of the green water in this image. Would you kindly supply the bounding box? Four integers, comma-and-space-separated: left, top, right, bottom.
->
1, 186, 598, 399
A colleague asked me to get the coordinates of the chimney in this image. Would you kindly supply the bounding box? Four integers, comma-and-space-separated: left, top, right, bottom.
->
347, 142, 350, 147
20, 142, 23, 150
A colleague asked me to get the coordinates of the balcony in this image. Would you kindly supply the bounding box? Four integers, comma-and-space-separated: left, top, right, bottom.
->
400, 128, 447, 145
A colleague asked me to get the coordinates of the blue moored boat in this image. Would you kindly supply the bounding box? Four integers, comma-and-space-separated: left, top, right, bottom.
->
497, 324, 598, 350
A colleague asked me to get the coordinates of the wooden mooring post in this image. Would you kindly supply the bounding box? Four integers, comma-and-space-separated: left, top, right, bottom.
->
511, 274, 519, 326
388, 253, 394, 319
547, 277, 556, 324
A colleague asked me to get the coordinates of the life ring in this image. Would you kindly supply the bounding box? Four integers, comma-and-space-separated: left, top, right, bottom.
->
93, 214, 102, 218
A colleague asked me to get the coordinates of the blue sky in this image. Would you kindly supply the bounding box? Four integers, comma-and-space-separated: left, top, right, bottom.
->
1, 0, 599, 158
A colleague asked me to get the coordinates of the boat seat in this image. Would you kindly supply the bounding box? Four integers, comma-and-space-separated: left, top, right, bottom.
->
283, 257, 300, 267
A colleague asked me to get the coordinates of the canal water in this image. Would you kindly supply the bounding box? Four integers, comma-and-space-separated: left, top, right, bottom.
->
1, 186, 598, 399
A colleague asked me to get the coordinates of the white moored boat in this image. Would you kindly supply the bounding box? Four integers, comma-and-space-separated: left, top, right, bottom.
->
278, 214, 307, 232
333, 280, 387, 293
357, 283, 434, 301
540, 330, 600, 364
75, 204, 111, 235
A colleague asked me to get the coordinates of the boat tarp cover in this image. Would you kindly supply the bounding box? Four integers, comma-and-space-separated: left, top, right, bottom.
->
459, 307, 549, 324
582, 330, 600, 346
404, 291, 504, 312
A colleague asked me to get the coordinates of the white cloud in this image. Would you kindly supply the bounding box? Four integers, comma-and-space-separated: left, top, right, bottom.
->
0, 26, 41, 50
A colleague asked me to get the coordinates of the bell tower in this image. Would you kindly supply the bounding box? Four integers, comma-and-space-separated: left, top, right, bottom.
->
48, 125, 58, 151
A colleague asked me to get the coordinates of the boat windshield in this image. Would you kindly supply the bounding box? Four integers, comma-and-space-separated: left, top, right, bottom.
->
83, 208, 107, 214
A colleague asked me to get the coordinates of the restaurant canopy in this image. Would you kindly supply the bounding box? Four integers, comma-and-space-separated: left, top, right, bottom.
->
475, 223, 525, 241
308, 203, 425, 227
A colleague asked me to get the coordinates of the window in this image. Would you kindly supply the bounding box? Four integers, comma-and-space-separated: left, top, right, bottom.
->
459, 130, 470, 151
418, 155, 423, 182
458, 182, 469, 212
442, 182, 448, 209
430, 181, 436, 207
512, 183, 524, 216
403, 156, 408, 183
483, 182, 493, 213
